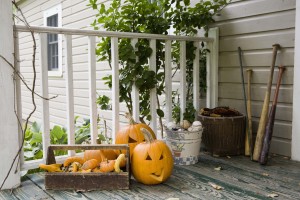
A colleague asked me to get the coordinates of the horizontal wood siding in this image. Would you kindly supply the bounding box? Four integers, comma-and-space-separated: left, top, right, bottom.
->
212, 0, 295, 156
17, 0, 113, 132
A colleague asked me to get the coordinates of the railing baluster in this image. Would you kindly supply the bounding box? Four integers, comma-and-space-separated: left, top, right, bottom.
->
131, 38, 139, 121
193, 41, 200, 119
65, 35, 75, 155
165, 40, 172, 123
111, 37, 120, 142
180, 41, 186, 122
206, 28, 219, 108
149, 39, 157, 137
88, 36, 97, 144
39, 33, 50, 163
14, 31, 24, 166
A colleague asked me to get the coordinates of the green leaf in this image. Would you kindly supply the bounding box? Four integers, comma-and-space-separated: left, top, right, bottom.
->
100, 4, 106, 14
98, 134, 106, 141
33, 150, 43, 159
30, 132, 42, 145
51, 125, 65, 140
30, 122, 41, 133
157, 109, 164, 117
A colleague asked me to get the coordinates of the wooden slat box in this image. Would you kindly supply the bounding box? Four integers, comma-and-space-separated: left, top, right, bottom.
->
45, 144, 130, 190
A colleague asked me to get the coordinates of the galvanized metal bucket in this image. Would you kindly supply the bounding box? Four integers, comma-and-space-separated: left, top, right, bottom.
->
165, 129, 203, 165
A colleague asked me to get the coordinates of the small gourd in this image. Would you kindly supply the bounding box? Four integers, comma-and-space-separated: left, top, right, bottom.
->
99, 160, 115, 173
114, 153, 126, 173
81, 159, 99, 170
39, 163, 63, 172
63, 156, 84, 167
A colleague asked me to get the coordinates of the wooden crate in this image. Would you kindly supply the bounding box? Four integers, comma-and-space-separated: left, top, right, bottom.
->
44, 144, 130, 190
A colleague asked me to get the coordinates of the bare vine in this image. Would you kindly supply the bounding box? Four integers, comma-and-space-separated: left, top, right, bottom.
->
0, 0, 55, 190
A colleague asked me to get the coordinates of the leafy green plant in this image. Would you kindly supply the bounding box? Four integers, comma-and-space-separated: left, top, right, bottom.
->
23, 117, 111, 161
88, 0, 230, 128
23, 122, 68, 161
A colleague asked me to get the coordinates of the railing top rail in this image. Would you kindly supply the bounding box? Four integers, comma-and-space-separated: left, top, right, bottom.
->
14, 25, 214, 42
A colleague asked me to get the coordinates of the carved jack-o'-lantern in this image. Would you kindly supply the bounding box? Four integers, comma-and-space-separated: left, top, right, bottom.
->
131, 128, 173, 185
115, 113, 156, 158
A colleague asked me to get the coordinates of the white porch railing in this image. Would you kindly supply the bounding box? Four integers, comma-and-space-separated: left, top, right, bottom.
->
14, 25, 219, 171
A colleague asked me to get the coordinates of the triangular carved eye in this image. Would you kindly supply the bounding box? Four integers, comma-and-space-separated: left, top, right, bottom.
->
128, 137, 137, 143
159, 154, 164, 160
146, 154, 152, 160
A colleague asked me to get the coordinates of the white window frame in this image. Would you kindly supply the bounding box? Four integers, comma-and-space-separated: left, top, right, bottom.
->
43, 4, 62, 77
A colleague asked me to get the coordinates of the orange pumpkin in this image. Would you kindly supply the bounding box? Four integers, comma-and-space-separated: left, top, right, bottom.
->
115, 113, 156, 158
131, 128, 173, 185
83, 149, 118, 163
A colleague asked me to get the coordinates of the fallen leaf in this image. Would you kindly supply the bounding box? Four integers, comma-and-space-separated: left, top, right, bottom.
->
262, 173, 269, 176
209, 182, 223, 190
267, 193, 279, 198
227, 156, 231, 159
214, 166, 222, 171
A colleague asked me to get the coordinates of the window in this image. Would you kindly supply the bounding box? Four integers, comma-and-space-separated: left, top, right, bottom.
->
44, 4, 62, 77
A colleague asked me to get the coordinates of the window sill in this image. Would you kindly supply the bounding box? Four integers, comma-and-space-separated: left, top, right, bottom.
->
48, 70, 63, 78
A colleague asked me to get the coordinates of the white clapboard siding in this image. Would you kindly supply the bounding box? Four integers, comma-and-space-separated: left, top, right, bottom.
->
209, 0, 296, 156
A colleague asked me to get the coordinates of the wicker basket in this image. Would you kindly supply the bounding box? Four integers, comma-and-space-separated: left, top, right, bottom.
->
197, 115, 245, 156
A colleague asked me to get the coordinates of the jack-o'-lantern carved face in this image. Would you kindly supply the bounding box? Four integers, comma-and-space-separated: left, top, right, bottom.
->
131, 128, 173, 185
115, 114, 156, 158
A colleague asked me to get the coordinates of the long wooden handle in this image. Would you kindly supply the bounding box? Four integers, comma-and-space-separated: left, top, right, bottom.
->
245, 69, 253, 156
253, 44, 280, 161
259, 66, 285, 165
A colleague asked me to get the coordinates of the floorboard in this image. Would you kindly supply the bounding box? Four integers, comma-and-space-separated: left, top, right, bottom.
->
1, 154, 299, 200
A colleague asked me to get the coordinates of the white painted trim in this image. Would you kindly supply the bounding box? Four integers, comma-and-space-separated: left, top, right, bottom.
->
15, 25, 214, 42
131, 38, 140, 121
0, 0, 20, 190
64, 35, 75, 156
164, 40, 172, 123
149, 39, 157, 137
180, 41, 187, 122
193, 41, 200, 119
111, 37, 120, 143
43, 4, 63, 77
39, 33, 50, 163
88, 36, 98, 144
206, 27, 219, 108
292, 1, 300, 161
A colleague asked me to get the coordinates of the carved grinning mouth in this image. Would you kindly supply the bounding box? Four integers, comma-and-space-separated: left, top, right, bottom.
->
150, 170, 164, 181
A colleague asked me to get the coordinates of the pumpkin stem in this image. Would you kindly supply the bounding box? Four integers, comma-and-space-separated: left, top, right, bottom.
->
140, 128, 155, 143
125, 112, 137, 125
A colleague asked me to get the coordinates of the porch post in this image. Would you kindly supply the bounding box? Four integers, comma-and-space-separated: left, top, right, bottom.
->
292, 1, 300, 161
0, 1, 21, 189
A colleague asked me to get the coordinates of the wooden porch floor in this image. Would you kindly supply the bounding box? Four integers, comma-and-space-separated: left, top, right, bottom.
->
1, 153, 300, 200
